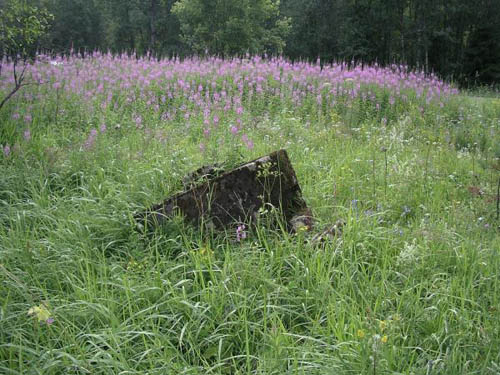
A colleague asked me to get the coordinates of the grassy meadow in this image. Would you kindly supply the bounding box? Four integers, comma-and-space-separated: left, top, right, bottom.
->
1, 54, 499, 374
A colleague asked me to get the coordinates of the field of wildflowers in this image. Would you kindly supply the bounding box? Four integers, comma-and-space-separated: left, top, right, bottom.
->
0, 53, 499, 374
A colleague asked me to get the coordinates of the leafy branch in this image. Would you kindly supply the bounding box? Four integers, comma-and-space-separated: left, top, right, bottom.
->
0, 0, 52, 112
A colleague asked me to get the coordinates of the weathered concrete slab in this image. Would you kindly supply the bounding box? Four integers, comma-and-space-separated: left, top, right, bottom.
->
137, 149, 312, 231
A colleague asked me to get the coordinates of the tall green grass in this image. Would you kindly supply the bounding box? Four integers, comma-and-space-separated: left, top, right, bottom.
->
1, 76, 499, 373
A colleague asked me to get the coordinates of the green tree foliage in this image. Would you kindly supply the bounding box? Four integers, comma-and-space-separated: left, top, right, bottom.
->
42, 0, 102, 54
464, 25, 500, 85
463, 0, 500, 86
98, 0, 150, 54
172, 0, 291, 56
0, 0, 52, 111
1, 0, 497, 85
94, 0, 182, 56
0, 0, 52, 60
153, 0, 183, 56
280, 0, 499, 85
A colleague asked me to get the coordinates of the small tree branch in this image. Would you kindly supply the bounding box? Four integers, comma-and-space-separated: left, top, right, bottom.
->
0, 59, 30, 112
18, 60, 28, 85
0, 83, 22, 111
13, 58, 18, 84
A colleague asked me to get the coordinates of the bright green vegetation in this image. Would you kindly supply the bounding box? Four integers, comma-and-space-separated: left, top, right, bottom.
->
1, 74, 499, 373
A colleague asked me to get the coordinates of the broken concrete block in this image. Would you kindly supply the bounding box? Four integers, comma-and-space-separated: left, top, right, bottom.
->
181, 163, 223, 189
137, 149, 312, 231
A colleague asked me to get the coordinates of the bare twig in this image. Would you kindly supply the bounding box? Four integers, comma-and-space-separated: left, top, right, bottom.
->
13, 59, 18, 83
0, 86, 22, 110
0, 59, 29, 112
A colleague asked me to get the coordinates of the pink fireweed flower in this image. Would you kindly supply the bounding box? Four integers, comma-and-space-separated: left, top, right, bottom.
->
241, 134, 254, 149
2, 144, 11, 157
230, 125, 238, 135
24, 114, 32, 124
83, 129, 98, 150
236, 224, 247, 242
135, 116, 143, 128
23, 129, 31, 141
213, 115, 219, 126
100, 124, 107, 133
12, 113, 20, 120
155, 130, 167, 144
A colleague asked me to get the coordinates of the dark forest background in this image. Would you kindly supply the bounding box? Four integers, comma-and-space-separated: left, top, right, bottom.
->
2, 0, 500, 86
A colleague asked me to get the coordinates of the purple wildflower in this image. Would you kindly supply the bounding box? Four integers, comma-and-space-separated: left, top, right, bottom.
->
2, 144, 11, 157
83, 129, 98, 150
241, 134, 254, 149
23, 129, 31, 141
401, 205, 411, 218
351, 199, 358, 211
135, 116, 143, 129
236, 224, 247, 242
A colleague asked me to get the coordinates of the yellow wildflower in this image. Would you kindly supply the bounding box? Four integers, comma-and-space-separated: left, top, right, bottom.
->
199, 246, 214, 257
379, 320, 387, 331
28, 304, 53, 324
357, 329, 365, 338
381, 335, 388, 343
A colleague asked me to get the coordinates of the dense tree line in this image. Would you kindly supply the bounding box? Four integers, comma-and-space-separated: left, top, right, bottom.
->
281, 0, 500, 86
2, 0, 499, 85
